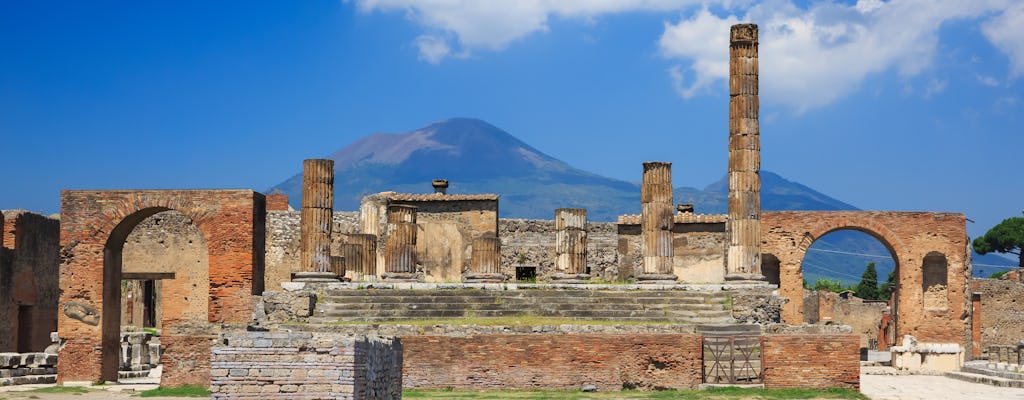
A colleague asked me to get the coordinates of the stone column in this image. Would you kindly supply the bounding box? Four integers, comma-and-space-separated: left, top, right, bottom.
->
552, 208, 589, 283
726, 24, 766, 282
383, 204, 420, 282
465, 236, 504, 283
348, 234, 378, 281
638, 161, 677, 284
339, 243, 362, 281
294, 158, 337, 282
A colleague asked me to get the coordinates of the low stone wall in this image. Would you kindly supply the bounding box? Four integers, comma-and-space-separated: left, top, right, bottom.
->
0, 352, 57, 386
973, 278, 1024, 352
401, 332, 859, 391
499, 219, 619, 281
761, 334, 860, 389
210, 332, 402, 399
988, 344, 1024, 365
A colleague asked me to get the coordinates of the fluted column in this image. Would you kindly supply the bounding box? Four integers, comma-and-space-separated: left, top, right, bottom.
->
383, 204, 420, 282
552, 208, 589, 283
294, 158, 337, 282
726, 23, 766, 282
464, 236, 505, 283
638, 162, 677, 284
348, 233, 378, 281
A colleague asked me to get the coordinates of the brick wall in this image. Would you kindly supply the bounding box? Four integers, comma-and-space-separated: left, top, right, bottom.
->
210, 332, 402, 399
762, 334, 860, 390
762, 211, 969, 346
0, 211, 60, 353
265, 194, 290, 212
57, 190, 265, 384
402, 334, 704, 391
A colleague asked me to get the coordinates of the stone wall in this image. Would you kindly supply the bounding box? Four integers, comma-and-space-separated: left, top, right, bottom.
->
616, 219, 728, 283
0, 352, 57, 386
973, 278, 1024, 352
0, 211, 60, 353
802, 290, 887, 349
210, 331, 402, 399
761, 334, 859, 390
499, 219, 618, 281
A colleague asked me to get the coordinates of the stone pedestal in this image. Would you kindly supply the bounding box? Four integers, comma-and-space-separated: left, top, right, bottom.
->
725, 24, 766, 283
465, 236, 505, 283
638, 162, 677, 284
296, 158, 338, 282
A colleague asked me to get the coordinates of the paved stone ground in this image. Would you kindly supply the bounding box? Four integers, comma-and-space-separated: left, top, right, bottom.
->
862, 373, 1024, 400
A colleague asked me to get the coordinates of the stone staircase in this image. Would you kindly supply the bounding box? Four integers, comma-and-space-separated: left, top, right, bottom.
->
307, 288, 734, 324
944, 361, 1024, 388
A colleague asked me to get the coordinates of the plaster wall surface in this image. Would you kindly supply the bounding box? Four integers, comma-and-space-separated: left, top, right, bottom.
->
616, 221, 727, 283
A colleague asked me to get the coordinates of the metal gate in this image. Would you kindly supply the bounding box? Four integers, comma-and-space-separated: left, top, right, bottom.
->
702, 335, 763, 384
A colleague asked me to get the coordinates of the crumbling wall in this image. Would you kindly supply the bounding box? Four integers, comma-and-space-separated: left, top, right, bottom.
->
761, 334, 859, 390
0, 211, 60, 353
616, 219, 727, 283
393, 200, 497, 282
263, 211, 358, 291
499, 219, 618, 281
974, 278, 1024, 351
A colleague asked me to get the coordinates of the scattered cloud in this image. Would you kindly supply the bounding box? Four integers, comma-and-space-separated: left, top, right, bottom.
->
982, 2, 1024, 78
923, 78, 948, 98
352, 0, 710, 63
659, 0, 1017, 112
414, 35, 451, 64
976, 74, 1000, 86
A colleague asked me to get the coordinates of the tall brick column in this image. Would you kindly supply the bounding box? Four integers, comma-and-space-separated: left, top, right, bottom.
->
552, 208, 590, 283
638, 162, 677, 284
465, 236, 505, 283
383, 204, 420, 282
726, 24, 766, 282
347, 234, 378, 281
295, 159, 338, 282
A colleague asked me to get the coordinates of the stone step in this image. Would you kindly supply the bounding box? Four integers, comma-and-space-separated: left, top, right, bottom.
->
316, 301, 723, 312
944, 371, 1024, 388
314, 308, 732, 321
695, 324, 762, 336
962, 364, 1024, 381
320, 295, 720, 305
321, 289, 726, 299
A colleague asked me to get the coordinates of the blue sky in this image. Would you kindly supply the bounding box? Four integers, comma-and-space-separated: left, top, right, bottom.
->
1, 0, 1021, 242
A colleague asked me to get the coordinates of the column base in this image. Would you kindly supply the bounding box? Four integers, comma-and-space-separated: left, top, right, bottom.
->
636, 273, 678, 284
463, 272, 507, 283
724, 273, 767, 284
381, 272, 422, 282
291, 271, 340, 282
550, 273, 591, 284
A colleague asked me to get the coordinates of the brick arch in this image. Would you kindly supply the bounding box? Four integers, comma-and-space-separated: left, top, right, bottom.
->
57, 190, 266, 386
762, 211, 969, 347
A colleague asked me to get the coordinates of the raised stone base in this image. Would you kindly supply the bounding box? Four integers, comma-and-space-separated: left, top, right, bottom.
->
550, 273, 591, 284
724, 273, 767, 284
636, 273, 678, 284
382, 272, 422, 282
463, 272, 506, 283
291, 271, 340, 282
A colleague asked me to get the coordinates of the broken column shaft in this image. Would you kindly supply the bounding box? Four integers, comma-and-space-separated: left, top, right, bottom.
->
295, 158, 337, 282
726, 23, 766, 282
383, 204, 420, 282
552, 208, 589, 283
638, 162, 677, 283
465, 236, 505, 283
347, 233, 378, 281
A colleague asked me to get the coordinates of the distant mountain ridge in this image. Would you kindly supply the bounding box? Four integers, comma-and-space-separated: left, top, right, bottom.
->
268, 117, 997, 281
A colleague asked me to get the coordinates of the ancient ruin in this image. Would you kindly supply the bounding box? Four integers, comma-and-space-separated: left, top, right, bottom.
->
2, 22, 1004, 398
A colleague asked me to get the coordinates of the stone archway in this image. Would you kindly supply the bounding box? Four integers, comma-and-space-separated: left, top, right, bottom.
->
58, 190, 266, 386
762, 211, 969, 347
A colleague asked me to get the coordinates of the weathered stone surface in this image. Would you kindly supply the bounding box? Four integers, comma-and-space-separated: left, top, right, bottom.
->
300, 159, 335, 278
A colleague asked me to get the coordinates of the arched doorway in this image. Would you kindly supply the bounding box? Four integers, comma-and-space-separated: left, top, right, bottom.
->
799, 229, 898, 350
102, 208, 210, 381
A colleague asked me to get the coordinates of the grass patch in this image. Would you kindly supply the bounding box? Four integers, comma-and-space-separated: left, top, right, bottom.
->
25, 386, 91, 394
327, 315, 689, 326
404, 387, 867, 399
139, 385, 211, 397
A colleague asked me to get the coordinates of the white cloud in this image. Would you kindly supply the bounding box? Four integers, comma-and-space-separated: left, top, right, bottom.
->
352, 0, 711, 63
658, 0, 1016, 111
976, 74, 999, 86
414, 35, 452, 64
923, 78, 948, 98
982, 2, 1024, 78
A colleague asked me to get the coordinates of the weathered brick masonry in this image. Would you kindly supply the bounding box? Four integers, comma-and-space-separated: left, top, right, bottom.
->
0, 211, 60, 353
58, 190, 266, 385
761, 211, 969, 347
402, 334, 703, 391
761, 334, 860, 390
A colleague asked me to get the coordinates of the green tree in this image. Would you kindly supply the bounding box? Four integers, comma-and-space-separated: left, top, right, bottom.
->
812, 278, 848, 293
855, 262, 880, 300
878, 269, 896, 300
973, 217, 1024, 269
